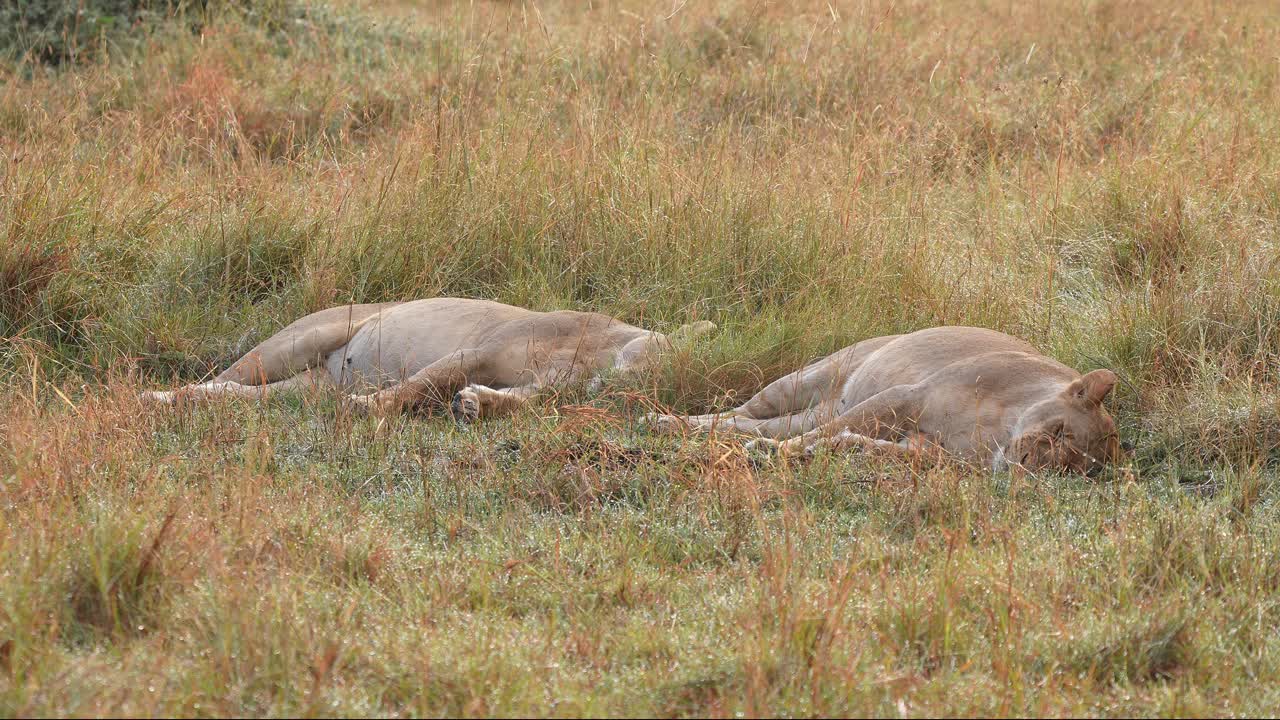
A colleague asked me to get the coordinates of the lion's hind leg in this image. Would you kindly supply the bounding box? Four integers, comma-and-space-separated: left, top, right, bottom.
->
142, 303, 395, 406
213, 303, 395, 386
142, 368, 332, 406
646, 352, 850, 437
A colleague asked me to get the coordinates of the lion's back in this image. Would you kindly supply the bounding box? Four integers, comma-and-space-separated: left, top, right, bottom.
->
842, 326, 1043, 406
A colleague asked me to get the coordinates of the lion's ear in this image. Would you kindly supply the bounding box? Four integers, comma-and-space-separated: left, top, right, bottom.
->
1067, 369, 1117, 406
671, 321, 717, 342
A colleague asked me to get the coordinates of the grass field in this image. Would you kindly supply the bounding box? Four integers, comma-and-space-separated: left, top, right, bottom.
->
3, 0, 1280, 715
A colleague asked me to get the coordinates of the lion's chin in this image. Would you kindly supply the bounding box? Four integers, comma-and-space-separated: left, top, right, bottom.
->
990, 446, 1009, 473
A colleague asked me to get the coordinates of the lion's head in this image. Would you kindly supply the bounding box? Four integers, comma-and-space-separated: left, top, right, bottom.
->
1007, 369, 1121, 476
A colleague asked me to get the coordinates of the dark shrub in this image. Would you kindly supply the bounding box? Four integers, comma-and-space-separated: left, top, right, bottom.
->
0, 0, 295, 65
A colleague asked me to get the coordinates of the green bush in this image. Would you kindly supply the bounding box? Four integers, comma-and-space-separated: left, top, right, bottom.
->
0, 0, 295, 65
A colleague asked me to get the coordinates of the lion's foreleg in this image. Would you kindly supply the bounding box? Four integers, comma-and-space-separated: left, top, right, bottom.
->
699, 408, 833, 437
451, 383, 543, 423
350, 351, 483, 414
453, 357, 587, 422
763, 428, 932, 460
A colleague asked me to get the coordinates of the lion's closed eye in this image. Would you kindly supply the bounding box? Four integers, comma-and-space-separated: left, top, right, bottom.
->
1050, 421, 1065, 438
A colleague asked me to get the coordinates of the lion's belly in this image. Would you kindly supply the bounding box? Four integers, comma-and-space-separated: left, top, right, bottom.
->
323, 298, 532, 390
326, 323, 448, 390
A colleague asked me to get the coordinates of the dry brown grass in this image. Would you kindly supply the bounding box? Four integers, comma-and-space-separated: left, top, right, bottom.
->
3, 0, 1280, 715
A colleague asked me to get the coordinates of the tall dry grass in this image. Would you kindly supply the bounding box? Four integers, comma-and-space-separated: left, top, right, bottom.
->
3, 0, 1280, 715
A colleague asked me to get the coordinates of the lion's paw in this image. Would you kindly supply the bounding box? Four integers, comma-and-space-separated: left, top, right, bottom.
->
641, 413, 688, 435
451, 387, 481, 425
140, 390, 176, 406
743, 437, 783, 456
346, 392, 388, 416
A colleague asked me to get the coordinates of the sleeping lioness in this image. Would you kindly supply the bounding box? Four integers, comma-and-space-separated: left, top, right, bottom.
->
649, 326, 1122, 475
141, 298, 714, 421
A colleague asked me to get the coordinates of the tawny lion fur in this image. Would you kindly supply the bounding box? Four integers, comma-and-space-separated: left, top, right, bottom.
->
141, 297, 714, 421
650, 326, 1120, 474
